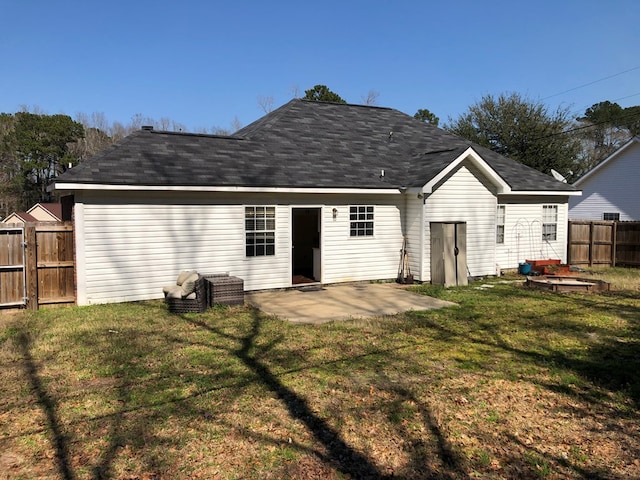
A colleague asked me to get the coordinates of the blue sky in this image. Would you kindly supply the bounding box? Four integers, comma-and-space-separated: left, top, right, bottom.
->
2, 0, 639, 132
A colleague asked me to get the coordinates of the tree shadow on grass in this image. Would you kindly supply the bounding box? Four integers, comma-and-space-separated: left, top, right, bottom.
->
185, 311, 387, 479
406, 285, 640, 407
16, 328, 75, 480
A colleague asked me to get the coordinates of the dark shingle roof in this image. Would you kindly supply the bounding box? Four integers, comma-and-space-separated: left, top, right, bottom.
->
55, 99, 577, 192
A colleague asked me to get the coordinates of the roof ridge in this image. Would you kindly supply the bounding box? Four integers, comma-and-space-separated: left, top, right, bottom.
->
147, 129, 244, 140
299, 98, 393, 111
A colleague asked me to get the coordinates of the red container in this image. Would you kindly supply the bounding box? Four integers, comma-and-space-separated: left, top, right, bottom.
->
525, 259, 561, 267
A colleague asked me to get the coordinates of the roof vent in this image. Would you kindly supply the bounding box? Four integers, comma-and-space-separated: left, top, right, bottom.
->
141, 125, 154, 131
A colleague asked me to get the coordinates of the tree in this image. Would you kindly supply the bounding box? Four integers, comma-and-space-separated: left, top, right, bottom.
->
361, 90, 380, 106
303, 85, 346, 104
446, 92, 581, 177
0, 112, 84, 209
0, 113, 19, 216
414, 108, 440, 126
575, 101, 629, 172
574, 101, 640, 174
257, 95, 274, 113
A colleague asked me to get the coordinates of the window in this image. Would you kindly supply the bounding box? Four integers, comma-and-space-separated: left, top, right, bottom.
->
350, 205, 374, 236
542, 205, 558, 241
603, 212, 620, 221
245, 206, 275, 256
496, 205, 505, 244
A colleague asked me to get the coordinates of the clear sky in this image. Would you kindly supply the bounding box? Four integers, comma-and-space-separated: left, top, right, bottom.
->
2, 0, 639, 132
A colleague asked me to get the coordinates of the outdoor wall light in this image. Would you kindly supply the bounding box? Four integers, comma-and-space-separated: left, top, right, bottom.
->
417, 193, 424, 199
332, 208, 338, 218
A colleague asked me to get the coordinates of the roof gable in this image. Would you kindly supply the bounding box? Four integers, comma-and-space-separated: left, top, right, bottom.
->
54, 99, 577, 194
27, 202, 62, 221
2, 211, 37, 223
573, 137, 640, 187
422, 147, 511, 194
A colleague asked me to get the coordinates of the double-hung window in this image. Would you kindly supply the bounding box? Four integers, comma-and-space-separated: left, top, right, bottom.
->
542, 205, 558, 241
496, 205, 505, 244
350, 206, 374, 237
245, 206, 275, 256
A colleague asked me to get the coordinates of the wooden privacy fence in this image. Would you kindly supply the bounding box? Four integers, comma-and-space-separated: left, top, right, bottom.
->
568, 220, 640, 267
0, 222, 75, 309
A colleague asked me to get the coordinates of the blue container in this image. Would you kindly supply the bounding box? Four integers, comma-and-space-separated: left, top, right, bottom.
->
518, 262, 532, 275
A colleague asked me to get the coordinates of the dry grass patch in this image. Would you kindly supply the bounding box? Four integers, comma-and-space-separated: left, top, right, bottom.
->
0, 267, 639, 479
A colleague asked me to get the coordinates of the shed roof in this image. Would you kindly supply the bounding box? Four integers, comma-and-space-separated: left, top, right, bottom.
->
54, 99, 577, 193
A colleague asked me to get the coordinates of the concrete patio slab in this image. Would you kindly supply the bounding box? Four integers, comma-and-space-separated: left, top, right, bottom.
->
245, 283, 456, 324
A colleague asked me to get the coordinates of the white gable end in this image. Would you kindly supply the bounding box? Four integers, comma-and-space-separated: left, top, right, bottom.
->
569, 139, 640, 221
424, 163, 497, 280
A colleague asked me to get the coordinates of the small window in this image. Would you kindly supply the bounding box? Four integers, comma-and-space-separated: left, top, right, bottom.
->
542, 205, 558, 241
603, 212, 620, 221
245, 206, 275, 256
350, 205, 374, 237
496, 205, 505, 244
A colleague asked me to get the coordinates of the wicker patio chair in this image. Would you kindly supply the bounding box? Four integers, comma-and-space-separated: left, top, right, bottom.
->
164, 274, 207, 313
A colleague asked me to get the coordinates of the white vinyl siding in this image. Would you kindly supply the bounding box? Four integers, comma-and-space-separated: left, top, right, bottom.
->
423, 164, 497, 280
322, 195, 404, 284
73, 191, 404, 305
405, 195, 424, 281
569, 141, 640, 221
495, 196, 569, 268
75, 192, 292, 304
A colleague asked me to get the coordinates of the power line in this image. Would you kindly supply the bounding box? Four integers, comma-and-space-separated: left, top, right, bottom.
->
563, 92, 640, 125
542, 65, 640, 101
532, 108, 640, 142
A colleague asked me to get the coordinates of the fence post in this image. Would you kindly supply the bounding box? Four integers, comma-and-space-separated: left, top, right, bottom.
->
588, 222, 594, 267
24, 224, 38, 311
612, 221, 617, 267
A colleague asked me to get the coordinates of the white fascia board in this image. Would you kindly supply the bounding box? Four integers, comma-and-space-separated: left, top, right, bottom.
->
422, 147, 511, 194
53, 183, 403, 195
573, 136, 640, 186
501, 190, 582, 196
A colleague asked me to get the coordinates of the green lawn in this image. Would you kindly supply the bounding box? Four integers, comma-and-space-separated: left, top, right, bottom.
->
1, 268, 639, 479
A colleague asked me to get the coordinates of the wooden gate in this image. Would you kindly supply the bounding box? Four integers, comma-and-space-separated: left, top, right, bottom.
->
1, 222, 75, 309
0, 227, 27, 307
567, 221, 615, 267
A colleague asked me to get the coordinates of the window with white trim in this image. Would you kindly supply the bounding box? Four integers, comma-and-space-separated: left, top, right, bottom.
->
245, 206, 275, 256
350, 205, 374, 237
542, 205, 558, 241
603, 212, 620, 221
496, 205, 505, 244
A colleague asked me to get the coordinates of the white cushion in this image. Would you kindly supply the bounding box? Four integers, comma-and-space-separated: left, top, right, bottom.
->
165, 285, 183, 299
181, 273, 200, 296
176, 270, 197, 286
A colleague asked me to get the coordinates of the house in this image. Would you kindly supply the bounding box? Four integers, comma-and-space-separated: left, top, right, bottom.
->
2, 211, 38, 224
569, 137, 640, 221
27, 202, 62, 221
2, 202, 62, 224
52, 99, 580, 305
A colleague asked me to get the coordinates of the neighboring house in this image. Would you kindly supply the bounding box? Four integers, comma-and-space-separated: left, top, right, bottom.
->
569, 137, 640, 221
27, 202, 62, 221
52, 99, 579, 305
2, 202, 62, 224
2, 211, 37, 224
